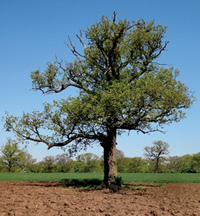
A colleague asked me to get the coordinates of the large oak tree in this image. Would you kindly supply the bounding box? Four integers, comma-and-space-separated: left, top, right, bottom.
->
4, 14, 193, 186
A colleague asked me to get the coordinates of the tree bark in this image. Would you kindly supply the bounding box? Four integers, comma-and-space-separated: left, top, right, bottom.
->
154, 157, 159, 173
102, 128, 118, 187
8, 162, 12, 173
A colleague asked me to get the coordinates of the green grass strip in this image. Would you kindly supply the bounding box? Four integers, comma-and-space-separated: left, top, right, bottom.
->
0, 173, 200, 183
0, 173, 103, 182
119, 173, 200, 183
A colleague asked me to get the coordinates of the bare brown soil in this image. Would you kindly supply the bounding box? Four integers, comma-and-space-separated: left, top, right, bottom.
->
0, 181, 199, 215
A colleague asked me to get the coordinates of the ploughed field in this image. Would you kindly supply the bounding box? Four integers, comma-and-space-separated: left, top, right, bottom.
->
0, 181, 199, 215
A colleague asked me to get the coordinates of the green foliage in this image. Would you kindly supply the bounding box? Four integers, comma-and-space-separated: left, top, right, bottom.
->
54, 153, 73, 172
126, 157, 149, 173
3, 14, 194, 186
112, 176, 123, 187
191, 152, 200, 173
76, 153, 102, 173
0, 147, 199, 175
39, 156, 57, 173
0, 138, 34, 172
166, 153, 200, 173
3, 15, 193, 154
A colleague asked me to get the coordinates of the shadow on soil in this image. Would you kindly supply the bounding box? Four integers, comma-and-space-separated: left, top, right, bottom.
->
26, 179, 164, 192
61, 178, 103, 189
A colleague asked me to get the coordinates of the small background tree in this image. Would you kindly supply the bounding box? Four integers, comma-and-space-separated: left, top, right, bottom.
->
55, 154, 73, 172
39, 156, 56, 173
0, 138, 35, 172
76, 153, 102, 173
144, 140, 169, 173
127, 157, 149, 173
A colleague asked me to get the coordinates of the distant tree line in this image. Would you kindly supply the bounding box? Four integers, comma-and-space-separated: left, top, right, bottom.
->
0, 139, 200, 173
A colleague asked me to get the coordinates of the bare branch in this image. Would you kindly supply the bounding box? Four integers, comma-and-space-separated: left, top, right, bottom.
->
136, 128, 165, 134
47, 133, 101, 149
11, 126, 49, 146
37, 83, 87, 94
65, 36, 85, 62
54, 56, 89, 92
76, 30, 87, 49
113, 11, 117, 23
151, 41, 169, 59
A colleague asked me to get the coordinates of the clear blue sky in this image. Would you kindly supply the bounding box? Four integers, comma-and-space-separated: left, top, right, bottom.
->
0, 0, 199, 161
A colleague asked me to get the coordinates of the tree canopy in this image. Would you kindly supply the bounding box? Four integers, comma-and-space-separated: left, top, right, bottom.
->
4, 14, 194, 186
0, 138, 32, 172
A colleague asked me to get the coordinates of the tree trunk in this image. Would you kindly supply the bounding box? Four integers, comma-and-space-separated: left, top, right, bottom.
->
154, 157, 159, 173
8, 162, 12, 173
102, 128, 118, 187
